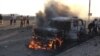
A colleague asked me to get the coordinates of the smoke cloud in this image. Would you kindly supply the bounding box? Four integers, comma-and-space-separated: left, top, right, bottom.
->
43, 0, 88, 19
44, 1, 77, 18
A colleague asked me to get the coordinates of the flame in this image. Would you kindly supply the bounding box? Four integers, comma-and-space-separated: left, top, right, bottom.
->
28, 36, 63, 50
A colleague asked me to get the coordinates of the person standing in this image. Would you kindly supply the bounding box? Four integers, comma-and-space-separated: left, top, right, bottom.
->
26, 16, 29, 26
12, 14, 17, 25
0, 14, 3, 24
10, 14, 17, 25
20, 16, 24, 28
88, 22, 94, 33
23, 16, 26, 27
10, 14, 13, 25
98, 19, 100, 33
93, 19, 98, 34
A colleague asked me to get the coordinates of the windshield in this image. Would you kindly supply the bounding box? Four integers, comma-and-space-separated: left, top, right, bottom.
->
34, 28, 57, 37
49, 20, 71, 31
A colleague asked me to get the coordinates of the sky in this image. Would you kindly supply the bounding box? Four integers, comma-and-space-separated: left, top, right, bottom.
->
0, 0, 47, 16
0, 0, 100, 17
57, 0, 100, 18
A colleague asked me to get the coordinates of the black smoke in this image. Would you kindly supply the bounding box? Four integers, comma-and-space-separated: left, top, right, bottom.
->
44, 1, 78, 19
35, 1, 79, 26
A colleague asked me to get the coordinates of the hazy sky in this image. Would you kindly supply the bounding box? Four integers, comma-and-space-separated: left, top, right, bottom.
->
0, 0, 47, 16
0, 0, 100, 17
58, 0, 100, 17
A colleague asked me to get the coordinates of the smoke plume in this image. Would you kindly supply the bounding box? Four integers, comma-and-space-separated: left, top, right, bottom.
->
36, 0, 88, 26
44, 1, 78, 18
43, 0, 88, 19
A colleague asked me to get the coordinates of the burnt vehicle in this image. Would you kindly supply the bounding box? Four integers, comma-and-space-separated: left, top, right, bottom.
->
27, 17, 87, 50
70, 18, 88, 41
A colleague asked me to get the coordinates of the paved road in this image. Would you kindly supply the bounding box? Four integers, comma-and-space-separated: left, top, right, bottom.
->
0, 31, 18, 41
56, 36, 100, 56
0, 20, 55, 56
0, 27, 54, 56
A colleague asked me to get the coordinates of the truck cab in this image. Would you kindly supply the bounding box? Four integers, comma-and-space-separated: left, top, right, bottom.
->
50, 17, 87, 41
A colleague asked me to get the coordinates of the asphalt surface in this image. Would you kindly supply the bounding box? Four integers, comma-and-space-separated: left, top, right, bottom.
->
0, 27, 54, 56
56, 36, 100, 56
0, 26, 83, 56
1, 20, 97, 56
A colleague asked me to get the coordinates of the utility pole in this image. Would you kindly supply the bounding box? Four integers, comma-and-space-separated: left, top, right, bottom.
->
88, 0, 91, 22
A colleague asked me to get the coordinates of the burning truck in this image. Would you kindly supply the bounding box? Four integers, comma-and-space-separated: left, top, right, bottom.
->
27, 16, 87, 50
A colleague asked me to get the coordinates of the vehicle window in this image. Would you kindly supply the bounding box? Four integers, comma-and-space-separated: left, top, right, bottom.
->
49, 20, 71, 31
34, 29, 55, 37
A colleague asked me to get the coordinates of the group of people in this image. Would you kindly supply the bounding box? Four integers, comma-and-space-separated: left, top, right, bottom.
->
10, 14, 30, 27
88, 19, 100, 35
20, 16, 30, 27
10, 14, 17, 25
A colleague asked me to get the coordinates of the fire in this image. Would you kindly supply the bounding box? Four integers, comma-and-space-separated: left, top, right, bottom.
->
28, 36, 63, 50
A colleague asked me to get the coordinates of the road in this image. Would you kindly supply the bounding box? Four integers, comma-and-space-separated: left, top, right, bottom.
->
0, 27, 53, 56
56, 36, 100, 56
1, 20, 92, 56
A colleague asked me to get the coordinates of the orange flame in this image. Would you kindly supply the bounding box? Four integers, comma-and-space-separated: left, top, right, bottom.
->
28, 36, 63, 50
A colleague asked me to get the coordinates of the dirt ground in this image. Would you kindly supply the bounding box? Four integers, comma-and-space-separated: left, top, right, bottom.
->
0, 19, 35, 30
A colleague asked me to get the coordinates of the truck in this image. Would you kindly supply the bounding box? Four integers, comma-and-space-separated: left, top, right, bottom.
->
27, 17, 87, 50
